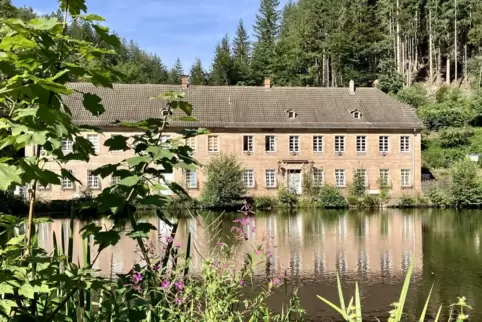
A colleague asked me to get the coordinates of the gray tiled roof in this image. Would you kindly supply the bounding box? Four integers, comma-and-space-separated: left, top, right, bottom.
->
65, 83, 423, 130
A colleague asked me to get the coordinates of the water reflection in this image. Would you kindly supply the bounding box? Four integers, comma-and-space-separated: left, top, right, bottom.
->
36, 209, 482, 320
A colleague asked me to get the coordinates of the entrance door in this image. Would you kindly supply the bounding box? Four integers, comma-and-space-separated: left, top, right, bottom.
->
287, 170, 302, 194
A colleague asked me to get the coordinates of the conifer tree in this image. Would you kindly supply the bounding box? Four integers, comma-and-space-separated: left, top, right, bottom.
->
210, 35, 234, 85
189, 58, 207, 85
167, 58, 184, 84
232, 20, 251, 85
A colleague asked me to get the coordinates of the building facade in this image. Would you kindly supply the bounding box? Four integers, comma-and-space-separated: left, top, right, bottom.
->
29, 78, 424, 200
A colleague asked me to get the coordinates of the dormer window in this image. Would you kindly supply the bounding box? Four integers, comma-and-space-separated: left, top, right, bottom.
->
350, 109, 362, 119
286, 109, 297, 119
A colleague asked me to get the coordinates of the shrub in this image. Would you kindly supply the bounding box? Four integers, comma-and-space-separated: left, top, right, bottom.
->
277, 184, 298, 208
298, 196, 321, 208
302, 171, 319, 197
201, 153, 246, 207
254, 196, 277, 209
361, 194, 381, 209
396, 83, 428, 108
439, 127, 474, 148
318, 185, 348, 209
399, 195, 416, 207
379, 178, 391, 205
450, 159, 482, 207
428, 186, 452, 207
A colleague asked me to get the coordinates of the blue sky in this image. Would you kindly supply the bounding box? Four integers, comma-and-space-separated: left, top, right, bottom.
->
12, 0, 287, 71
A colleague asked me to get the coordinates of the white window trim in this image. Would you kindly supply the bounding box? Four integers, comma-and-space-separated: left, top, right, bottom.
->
335, 136, 345, 153
62, 139, 73, 154
244, 169, 255, 188
61, 170, 74, 190
380, 169, 390, 186
313, 168, 324, 187
400, 136, 410, 153
243, 135, 254, 153
289, 136, 300, 153
87, 170, 101, 190
313, 136, 323, 153
357, 168, 369, 187
185, 170, 197, 189
265, 135, 276, 153
87, 134, 99, 154
265, 169, 277, 188
335, 169, 346, 187
356, 136, 367, 153
401, 169, 411, 187
379, 136, 390, 153
185, 137, 196, 154
207, 135, 219, 153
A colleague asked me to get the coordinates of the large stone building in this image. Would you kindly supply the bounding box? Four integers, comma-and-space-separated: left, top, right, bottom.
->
30, 77, 423, 200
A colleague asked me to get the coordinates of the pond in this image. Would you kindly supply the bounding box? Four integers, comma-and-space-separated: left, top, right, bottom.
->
37, 209, 482, 321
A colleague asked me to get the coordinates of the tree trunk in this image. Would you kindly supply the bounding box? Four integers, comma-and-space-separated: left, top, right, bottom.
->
437, 47, 441, 83
429, 7, 434, 83
446, 55, 451, 85
322, 50, 326, 86
464, 44, 468, 82
396, 0, 401, 73
454, 0, 458, 84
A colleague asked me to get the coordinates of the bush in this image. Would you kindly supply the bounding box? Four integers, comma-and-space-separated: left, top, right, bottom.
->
254, 196, 277, 209
439, 127, 474, 148
399, 195, 416, 208
349, 169, 366, 199
277, 184, 298, 208
450, 159, 482, 207
396, 83, 428, 108
302, 171, 319, 197
428, 186, 452, 207
317, 185, 348, 209
298, 196, 321, 208
201, 153, 246, 208
361, 194, 381, 209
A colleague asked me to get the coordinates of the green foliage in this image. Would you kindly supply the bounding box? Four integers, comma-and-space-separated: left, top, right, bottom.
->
232, 19, 251, 85
277, 184, 298, 208
302, 170, 318, 197
428, 186, 453, 207
379, 178, 391, 205
254, 195, 277, 209
450, 159, 482, 207
439, 127, 474, 148
396, 83, 428, 108
377, 60, 404, 93
399, 195, 417, 208
189, 58, 207, 85
317, 185, 348, 209
349, 169, 366, 199
201, 153, 246, 207
210, 35, 234, 85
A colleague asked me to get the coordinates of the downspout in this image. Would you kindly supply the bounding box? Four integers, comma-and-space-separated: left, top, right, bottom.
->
413, 129, 417, 196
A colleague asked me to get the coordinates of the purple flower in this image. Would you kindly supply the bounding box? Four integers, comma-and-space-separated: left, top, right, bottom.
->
175, 242, 182, 249
161, 281, 171, 289
132, 272, 143, 284
153, 262, 161, 272
266, 250, 272, 258
244, 232, 248, 241
217, 241, 224, 247
239, 280, 245, 286
256, 249, 262, 256
272, 277, 281, 286
175, 281, 185, 291
166, 236, 173, 243
132, 284, 142, 292
175, 297, 183, 305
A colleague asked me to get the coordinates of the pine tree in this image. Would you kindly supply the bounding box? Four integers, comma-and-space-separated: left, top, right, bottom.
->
251, 0, 281, 85
167, 58, 184, 84
232, 20, 251, 85
210, 35, 234, 85
189, 58, 207, 85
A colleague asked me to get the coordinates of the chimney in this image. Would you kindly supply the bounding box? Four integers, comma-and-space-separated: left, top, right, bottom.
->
264, 76, 271, 90
349, 79, 355, 95
181, 75, 189, 90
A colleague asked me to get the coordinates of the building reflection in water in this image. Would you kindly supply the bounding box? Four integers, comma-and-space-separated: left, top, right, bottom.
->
37, 210, 422, 281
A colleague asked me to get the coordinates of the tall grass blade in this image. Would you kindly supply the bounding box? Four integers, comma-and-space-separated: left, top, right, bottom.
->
418, 283, 434, 322
355, 282, 362, 322
85, 237, 91, 312
336, 272, 346, 313
53, 231, 59, 257
183, 232, 191, 277
434, 305, 442, 322
394, 259, 414, 321
317, 296, 350, 320
68, 218, 74, 264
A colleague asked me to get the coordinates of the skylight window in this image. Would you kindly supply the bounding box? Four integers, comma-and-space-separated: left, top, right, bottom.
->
286, 109, 297, 119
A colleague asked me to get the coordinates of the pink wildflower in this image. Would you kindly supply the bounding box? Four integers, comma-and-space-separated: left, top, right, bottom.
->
161, 281, 171, 289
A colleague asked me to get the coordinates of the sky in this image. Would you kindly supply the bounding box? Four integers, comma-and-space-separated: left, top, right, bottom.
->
12, 0, 287, 71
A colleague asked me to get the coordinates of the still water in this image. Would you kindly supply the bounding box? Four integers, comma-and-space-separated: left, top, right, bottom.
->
37, 209, 482, 321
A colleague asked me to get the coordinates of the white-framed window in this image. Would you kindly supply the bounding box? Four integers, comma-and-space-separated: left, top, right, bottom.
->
379, 136, 389, 152
185, 137, 196, 154
313, 168, 324, 187
289, 136, 299, 153
335, 169, 346, 187
313, 136, 323, 152
356, 136, 366, 153
185, 170, 197, 189
87, 170, 100, 189
353, 111, 361, 119
111, 176, 121, 185
61, 170, 74, 189
265, 169, 277, 188
287, 110, 296, 119
87, 134, 99, 153
356, 168, 368, 187
243, 169, 255, 188
62, 139, 73, 154
243, 135, 254, 152
265, 135, 276, 152
401, 169, 411, 187
400, 136, 410, 152
380, 169, 390, 186
335, 136, 345, 153
208, 135, 219, 152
